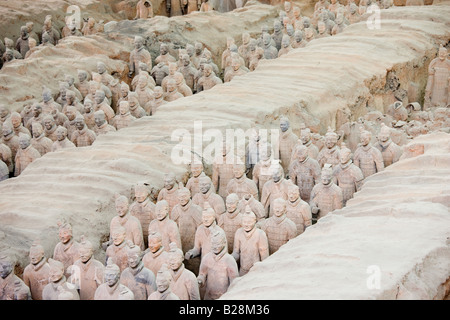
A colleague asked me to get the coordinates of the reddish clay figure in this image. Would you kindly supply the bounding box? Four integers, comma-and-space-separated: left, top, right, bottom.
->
106, 226, 130, 272
51, 126, 76, 152
129, 184, 156, 248
42, 258, 80, 300
23, 242, 51, 300
277, 117, 298, 174
53, 221, 80, 279
157, 173, 180, 214
192, 174, 226, 221
261, 163, 291, 216
148, 200, 182, 251
375, 124, 402, 167
317, 128, 340, 168
186, 162, 205, 197
425, 45, 449, 108
94, 258, 134, 300
286, 184, 312, 235
289, 145, 321, 203
219, 193, 243, 253
148, 264, 180, 300
0, 254, 31, 300
226, 163, 259, 200
354, 129, 384, 179
333, 145, 364, 205
143, 232, 170, 276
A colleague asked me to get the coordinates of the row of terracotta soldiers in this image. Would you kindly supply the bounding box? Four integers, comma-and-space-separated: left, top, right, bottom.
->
1, 16, 104, 69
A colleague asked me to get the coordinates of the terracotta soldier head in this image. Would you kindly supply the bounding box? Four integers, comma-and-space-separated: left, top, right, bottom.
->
321, 164, 333, 186
84, 98, 94, 114
154, 86, 164, 100
168, 242, 184, 272
94, 90, 106, 105
48, 258, 65, 283
271, 162, 284, 182
19, 133, 32, 150
32, 122, 44, 139
166, 79, 177, 93
57, 221, 73, 245
178, 185, 191, 207
296, 145, 308, 162
300, 128, 312, 145
119, 101, 130, 116
191, 162, 203, 177
160, 43, 169, 56
280, 116, 290, 132
104, 258, 121, 287
232, 163, 246, 179
226, 193, 239, 213
74, 115, 87, 131
242, 33, 251, 45
194, 42, 203, 56
127, 242, 143, 269
281, 35, 291, 49
0, 254, 13, 279
94, 110, 107, 128
284, 1, 292, 13
360, 130, 371, 147
156, 264, 171, 293
29, 241, 46, 266
273, 198, 287, 218
211, 229, 227, 255
134, 184, 150, 203
377, 124, 391, 144
203, 64, 213, 77
134, 36, 145, 50
115, 195, 129, 218
163, 173, 176, 191
288, 184, 300, 202
199, 174, 213, 194
242, 206, 257, 232
186, 44, 194, 58
202, 204, 216, 227
78, 70, 89, 83
78, 235, 94, 264
148, 231, 163, 253
155, 200, 170, 221
10, 112, 22, 129
56, 126, 68, 142
339, 145, 352, 165
325, 128, 338, 149
112, 226, 127, 246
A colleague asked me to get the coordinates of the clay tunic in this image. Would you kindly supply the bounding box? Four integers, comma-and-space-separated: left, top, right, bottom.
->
155, 53, 177, 66
212, 153, 236, 199
218, 209, 242, 254
164, 90, 184, 102
237, 196, 266, 220
93, 122, 116, 135
333, 161, 364, 205
289, 157, 321, 203
71, 258, 105, 300
44, 126, 58, 142
198, 250, 239, 300
14, 124, 31, 138
171, 201, 203, 253
112, 113, 136, 131
148, 290, 179, 300
317, 146, 340, 168
151, 64, 169, 86
84, 112, 96, 129
277, 129, 298, 173
53, 239, 81, 278
179, 65, 197, 91
15, 145, 41, 176
197, 74, 222, 91
226, 176, 259, 200
23, 258, 50, 300
129, 198, 156, 247
51, 138, 75, 152
157, 184, 180, 214
252, 160, 274, 197
170, 265, 200, 300
120, 263, 156, 300
261, 214, 297, 255
94, 282, 134, 300
2, 134, 20, 164
42, 278, 80, 300
0, 272, 31, 300
148, 97, 167, 115
374, 139, 402, 167
110, 214, 144, 251
130, 47, 152, 76
148, 218, 182, 252
192, 187, 226, 222
0, 143, 12, 173
186, 175, 201, 197
260, 178, 291, 217
95, 101, 115, 124
353, 145, 384, 179
232, 227, 269, 276
286, 198, 312, 235
310, 183, 344, 220
190, 223, 227, 261
71, 127, 96, 147
143, 248, 169, 276
105, 241, 129, 272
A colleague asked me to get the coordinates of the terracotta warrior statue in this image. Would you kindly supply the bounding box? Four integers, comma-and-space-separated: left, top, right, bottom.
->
110, 195, 145, 251
219, 193, 243, 253
23, 241, 50, 300
226, 163, 259, 200
2, 123, 20, 168
148, 264, 180, 300
71, 115, 96, 147
94, 90, 115, 124
151, 62, 170, 87
71, 236, 105, 300
186, 162, 205, 197
310, 164, 344, 220
317, 128, 340, 168
135, 75, 155, 110
248, 40, 264, 71
42, 258, 79, 300
31, 122, 52, 155
147, 86, 167, 115
374, 123, 402, 167
93, 110, 116, 136
10, 111, 30, 137
148, 200, 182, 251
155, 43, 176, 66
77, 70, 90, 99
25, 103, 45, 135
14, 133, 41, 176
197, 230, 239, 300
15, 26, 30, 58
286, 183, 312, 235
224, 58, 248, 83
105, 226, 130, 272
52, 221, 80, 279
0, 254, 31, 300
232, 206, 269, 276
197, 64, 222, 92
112, 101, 136, 131
238, 33, 252, 68
175, 73, 193, 97
164, 78, 184, 102
333, 144, 364, 206
41, 87, 61, 115
143, 231, 169, 276
262, 33, 278, 60
119, 242, 156, 300
83, 98, 96, 129
51, 126, 76, 152
353, 129, 384, 179
135, 0, 154, 19
424, 45, 449, 108
252, 144, 276, 197
63, 106, 80, 140
221, 37, 235, 73
178, 53, 197, 92
193, 174, 226, 220
289, 145, 321, 203
129, 183, 155, 248
43, 115, 58, 141
167, 243, 200, 300
171, 184, 202, 256
277, 116, 298, 174
260, 162, 291, 216
238, 193, 266, 221
157, 172, 180, 214
0, 142, 12, 178
185, 203, 227, 262
299, 127, 319, 159
278, 35, 293, 58
94, 258, 134, 300
212, 140, 238, 199
272, 21, 283, 51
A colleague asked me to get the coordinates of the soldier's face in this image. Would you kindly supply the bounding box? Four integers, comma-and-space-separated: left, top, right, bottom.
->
49, 266, 64, 283
273, 202, 285, 217
105, 270, 119, 287
226, 198, 238, 213
29, 249, 44, 265
148, 237, 161, 253
242, 215, 256, 232
128, 252, 140, 268
79, 247, 93, 263
59, 228, 72, 244
288, 188, 299, 202
202, 213, 215, 227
